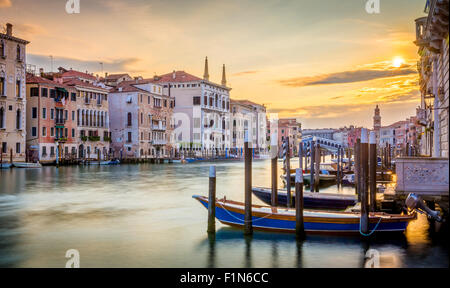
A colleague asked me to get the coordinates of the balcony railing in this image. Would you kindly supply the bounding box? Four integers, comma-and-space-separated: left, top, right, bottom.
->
152, 124, 167, 131
152, 140, 167, 145
55, 118, 66, 125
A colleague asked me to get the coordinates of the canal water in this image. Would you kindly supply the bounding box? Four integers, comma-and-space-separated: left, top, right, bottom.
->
0, 160, 448, 268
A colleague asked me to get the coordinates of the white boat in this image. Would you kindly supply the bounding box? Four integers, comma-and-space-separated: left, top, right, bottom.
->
12, 162, 42, 168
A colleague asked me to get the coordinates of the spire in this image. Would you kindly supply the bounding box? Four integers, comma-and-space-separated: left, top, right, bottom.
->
221, 64, 227, 87
203, 57, 209, 81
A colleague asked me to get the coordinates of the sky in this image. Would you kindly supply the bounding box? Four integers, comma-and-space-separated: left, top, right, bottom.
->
0, 0, 428, 129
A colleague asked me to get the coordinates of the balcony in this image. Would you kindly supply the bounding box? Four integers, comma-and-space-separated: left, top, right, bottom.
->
55, 118, 66, 126
152, 139, 167, 146
152, 124, 167, 131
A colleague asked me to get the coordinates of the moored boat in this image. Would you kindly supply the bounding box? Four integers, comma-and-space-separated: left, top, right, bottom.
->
283, 171, 336, 186
193, 195, 415, 234
252, 187, 357, 210
1, 163, 12, 169
12, 162, 42, 168
342, 174, 356, 186
100, 159, 120, 165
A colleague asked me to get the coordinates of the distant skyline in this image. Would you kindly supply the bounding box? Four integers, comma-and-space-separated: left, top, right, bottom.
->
1, 0, 427, 129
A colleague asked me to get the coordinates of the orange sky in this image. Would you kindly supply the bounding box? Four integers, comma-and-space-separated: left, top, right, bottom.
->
1, 0, 428, 128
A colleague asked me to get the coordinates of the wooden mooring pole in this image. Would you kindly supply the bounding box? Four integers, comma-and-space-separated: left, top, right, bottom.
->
360, 129, 369, 235
285, 138, 292, 207
295, 168, 305, 237
337, 147, 341, 186
271, 132, 278, 207
310, 139, 315, 192
10, 148, 13, 164
208, 166, 216, 234
314, 143, 320, 192
355, 139, 361, 201
369, 132, 377, 212
244, 132, 253, 235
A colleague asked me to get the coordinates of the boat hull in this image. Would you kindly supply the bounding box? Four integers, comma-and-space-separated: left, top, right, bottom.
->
252, 187, 357, 210
193, 196, 414, 234
1, 163, 12, 169
12, 162, 42, 168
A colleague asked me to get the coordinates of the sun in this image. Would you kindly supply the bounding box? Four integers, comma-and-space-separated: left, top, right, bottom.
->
393, 57, 405, 68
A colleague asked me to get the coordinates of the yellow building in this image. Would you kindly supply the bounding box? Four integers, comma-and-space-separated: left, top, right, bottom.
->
0, 24, 30, 163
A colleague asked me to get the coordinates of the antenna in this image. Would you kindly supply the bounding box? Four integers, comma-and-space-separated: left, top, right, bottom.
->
99, 62, 104, 73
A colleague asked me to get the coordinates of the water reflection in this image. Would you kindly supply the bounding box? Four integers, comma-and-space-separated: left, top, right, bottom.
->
0, 161, 448, 268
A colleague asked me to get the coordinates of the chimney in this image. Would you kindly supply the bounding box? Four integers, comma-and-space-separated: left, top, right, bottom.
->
39, 68, 44, 76
105, 72, 108, 78
6, 23, 12, 36
172, 70, 176, 80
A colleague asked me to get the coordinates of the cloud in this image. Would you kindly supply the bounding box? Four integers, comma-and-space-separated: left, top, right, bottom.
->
27, 54, 141, 74
232, 70, 260, 77
278, 61, 417, 87
0, 0, 12, 8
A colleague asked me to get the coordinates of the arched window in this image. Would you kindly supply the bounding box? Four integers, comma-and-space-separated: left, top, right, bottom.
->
127, 112, 132, 126
16, 109, 21, 129
0, 107, 4, 128
0, 40, 4, 58
16, 45, 21, 61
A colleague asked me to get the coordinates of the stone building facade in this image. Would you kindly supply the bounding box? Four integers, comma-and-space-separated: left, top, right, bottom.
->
26, 74, 78, 163
109, 80, 175, 159
0, 24, 29, 162
415, 0, 449, 158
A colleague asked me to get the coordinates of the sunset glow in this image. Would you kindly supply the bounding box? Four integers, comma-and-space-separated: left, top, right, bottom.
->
0, 0, 426, 128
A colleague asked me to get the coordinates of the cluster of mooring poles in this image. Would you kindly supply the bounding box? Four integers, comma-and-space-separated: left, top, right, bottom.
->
207, 129, 379, 238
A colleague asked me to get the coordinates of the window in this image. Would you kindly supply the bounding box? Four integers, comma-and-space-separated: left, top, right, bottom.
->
72, 129, 75, 138
65, 128, 68, 137
42, 108, 46, 119
32, 107, 37, 119
16, 80, 21, 98
127, 132, 132, 143
50, 89, 56, 98
193, 96, 201, 106
0, 77, 5, 95
32, 127, 37, 137
72, 111, 75, 121
16, 109, 21, 129
42, 146, 47, 156
0, 107, 4, 129
41, 88, 48, 97
127, 112, 132, 126
30, 87, 39, 97
0, 40, 4, 58
16, 45, 21, 61
42, 127, 47, 137
16, 143, 21, 154
50, 109, 54, 120
2, 142, 7, 153
50, 146, 55, 156
71, 93, 76, 101
65, 110, 68, 120
51, 127, 54, 137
